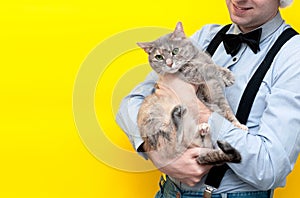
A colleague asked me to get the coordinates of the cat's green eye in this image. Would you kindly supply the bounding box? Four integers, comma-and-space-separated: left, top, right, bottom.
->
155, 55, 164, 60
172, 48, 179, 55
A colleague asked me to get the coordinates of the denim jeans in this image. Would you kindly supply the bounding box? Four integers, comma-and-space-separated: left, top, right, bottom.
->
155, 176, 271, 198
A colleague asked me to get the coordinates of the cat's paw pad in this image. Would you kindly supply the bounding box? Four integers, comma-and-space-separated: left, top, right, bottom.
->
198, 123, 210, 137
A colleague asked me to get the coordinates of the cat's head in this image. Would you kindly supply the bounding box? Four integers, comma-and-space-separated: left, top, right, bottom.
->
137, 22, 198, 74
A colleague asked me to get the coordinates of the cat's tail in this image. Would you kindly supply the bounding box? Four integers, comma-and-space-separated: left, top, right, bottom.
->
196, 140, 241, 165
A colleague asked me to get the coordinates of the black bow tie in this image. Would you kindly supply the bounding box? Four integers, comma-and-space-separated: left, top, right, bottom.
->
222, 28, 262, 56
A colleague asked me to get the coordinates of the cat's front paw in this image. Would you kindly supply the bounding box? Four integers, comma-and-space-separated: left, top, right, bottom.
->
221, 68, 235, 86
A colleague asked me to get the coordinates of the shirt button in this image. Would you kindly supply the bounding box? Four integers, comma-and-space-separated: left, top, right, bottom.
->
176, 192, 181, 198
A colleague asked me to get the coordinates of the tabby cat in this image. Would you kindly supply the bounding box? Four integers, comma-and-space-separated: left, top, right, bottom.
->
137, 22, 244, 165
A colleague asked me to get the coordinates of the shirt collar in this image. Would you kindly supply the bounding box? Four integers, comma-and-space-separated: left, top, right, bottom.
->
231, 12, 284, 42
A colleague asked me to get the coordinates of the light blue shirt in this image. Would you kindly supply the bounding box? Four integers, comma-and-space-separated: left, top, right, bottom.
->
116, 12, 300, 193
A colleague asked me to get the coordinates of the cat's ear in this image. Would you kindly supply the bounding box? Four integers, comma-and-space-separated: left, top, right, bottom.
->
137, 42, 154, 54
171, 22, 186, 40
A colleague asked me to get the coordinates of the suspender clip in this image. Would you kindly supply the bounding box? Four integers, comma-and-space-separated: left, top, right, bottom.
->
203, 185, 216, 198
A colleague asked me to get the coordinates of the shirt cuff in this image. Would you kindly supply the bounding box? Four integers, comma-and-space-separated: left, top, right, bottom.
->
134, 137, 148, 159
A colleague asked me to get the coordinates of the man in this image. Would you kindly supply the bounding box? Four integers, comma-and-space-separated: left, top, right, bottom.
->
116, 0, 300, 197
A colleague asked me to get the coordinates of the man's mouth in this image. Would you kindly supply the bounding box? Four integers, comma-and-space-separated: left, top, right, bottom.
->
233, 3, 252, 11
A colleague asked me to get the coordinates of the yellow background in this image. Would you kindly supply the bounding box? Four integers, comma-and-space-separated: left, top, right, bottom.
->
1, 0, 299, 197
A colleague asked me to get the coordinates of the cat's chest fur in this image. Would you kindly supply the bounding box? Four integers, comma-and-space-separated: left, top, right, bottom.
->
157, 74, 198, 106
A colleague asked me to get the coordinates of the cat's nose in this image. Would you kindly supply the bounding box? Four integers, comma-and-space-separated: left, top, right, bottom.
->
166, 58, 173, 67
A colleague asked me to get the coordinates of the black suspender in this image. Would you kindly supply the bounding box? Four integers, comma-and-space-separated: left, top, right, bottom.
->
204, 25, 298, 190
236, 28, 298, 124
206, 24, 231, 56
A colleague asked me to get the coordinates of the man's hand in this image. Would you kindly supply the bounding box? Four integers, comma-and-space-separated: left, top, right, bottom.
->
147, 147, 212, 186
